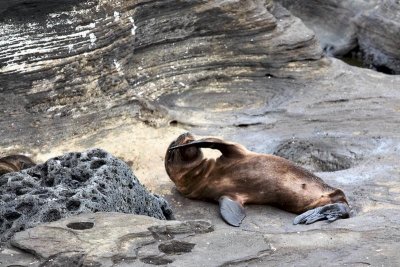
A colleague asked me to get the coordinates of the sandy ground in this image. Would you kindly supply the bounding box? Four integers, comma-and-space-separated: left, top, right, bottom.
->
11, 119, 222, 196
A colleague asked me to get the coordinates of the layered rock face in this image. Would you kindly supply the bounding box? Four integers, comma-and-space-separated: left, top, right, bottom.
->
0, 149, 173, 243
356, 0, 400, 73
277, 0, 400, 73
0, 0, 324, 148
1, 1, 400, 265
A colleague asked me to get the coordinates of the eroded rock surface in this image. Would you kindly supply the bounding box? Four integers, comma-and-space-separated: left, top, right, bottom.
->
356, 0, 400, 74
0, 148, 173, 243
276, 0, 379, 56
1, 0, 400, 266
5, 208, 400, 266
0, 0, 324, 149
277, 0, 400, 74
9, 213, 215, 266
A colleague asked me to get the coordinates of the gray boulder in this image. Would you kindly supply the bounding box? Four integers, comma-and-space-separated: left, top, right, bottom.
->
277, 0, 400, 73
356, 0, 400, 74
0, 148, 173, 243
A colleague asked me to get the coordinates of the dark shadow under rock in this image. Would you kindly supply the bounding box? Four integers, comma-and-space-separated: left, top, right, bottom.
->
0, 148, 173, 243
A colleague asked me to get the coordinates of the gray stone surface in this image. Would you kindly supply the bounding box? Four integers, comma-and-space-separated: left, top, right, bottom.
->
4, 208, 400, 266
0, 149, 173, 243
10, 213, 216, 266
0, 0, 323, 150
276, 0, 379, 56
356, 0, 400, 74
1, 0, 400, 266
277, 0, 400, 73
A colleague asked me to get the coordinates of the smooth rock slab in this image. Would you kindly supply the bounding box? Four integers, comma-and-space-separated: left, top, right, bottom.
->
10, 212, 273, 267
0, 148, 173, 243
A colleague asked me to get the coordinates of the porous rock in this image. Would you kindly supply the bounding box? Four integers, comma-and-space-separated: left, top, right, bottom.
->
0, 148, 173, 243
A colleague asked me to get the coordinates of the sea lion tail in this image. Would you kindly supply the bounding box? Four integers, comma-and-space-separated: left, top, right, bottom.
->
293, 202, 350, 225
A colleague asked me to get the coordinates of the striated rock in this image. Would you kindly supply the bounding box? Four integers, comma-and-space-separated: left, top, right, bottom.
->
0, 0, 324, 148
355, 0, 400, 74
276, 0, 379, 56
0, 148, 173, 243
277, 0, 400, 73
1, 1, 400, 265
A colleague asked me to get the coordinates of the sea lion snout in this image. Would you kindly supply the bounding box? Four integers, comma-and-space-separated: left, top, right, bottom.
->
166, 132, 202, 164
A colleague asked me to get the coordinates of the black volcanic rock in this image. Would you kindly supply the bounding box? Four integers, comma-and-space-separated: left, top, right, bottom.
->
0, 148, 173, 243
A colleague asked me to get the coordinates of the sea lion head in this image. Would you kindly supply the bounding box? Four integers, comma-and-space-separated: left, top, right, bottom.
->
0, 155, 36, 175
165, 132, 204, 180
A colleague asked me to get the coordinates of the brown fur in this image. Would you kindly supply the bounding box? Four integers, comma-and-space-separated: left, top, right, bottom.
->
165, 133, 348, 214
0, 155, 36, 175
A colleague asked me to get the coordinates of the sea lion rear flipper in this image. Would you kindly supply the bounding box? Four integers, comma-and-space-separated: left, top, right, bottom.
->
219, 196, 246, 227
170, 138, 246, 157
293, 203, 350, 225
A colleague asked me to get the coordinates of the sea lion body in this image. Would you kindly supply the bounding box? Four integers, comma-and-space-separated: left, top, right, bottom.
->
165, 133, 350, 225
0, 155, 36, 175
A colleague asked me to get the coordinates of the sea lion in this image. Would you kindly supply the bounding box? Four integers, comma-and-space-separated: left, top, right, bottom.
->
0, 155, 36, 175
165, 133, 350, 226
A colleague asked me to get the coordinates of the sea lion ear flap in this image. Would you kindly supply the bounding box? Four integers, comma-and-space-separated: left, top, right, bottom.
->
169, 137, 247, 158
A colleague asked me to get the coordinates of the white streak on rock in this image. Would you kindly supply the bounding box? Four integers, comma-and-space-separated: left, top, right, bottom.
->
89, 33, 96, 48
67, 44, 74, 53
114, 11, 120, 22
113, 59, 124, 76
129, 17, 138, 36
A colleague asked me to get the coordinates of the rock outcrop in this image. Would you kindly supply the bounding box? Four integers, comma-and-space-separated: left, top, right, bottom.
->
0, 0, 324, 149
1, 0, 400, 266
4, 209, 400, 266
277, 0, 400, 73
0, 148, 173, 243
7, 212, 274, 267
355, 0, 400, 74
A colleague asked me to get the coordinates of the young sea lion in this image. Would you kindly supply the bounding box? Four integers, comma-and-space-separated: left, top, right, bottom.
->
0, 155, 36, 175
165, 133, 350, 226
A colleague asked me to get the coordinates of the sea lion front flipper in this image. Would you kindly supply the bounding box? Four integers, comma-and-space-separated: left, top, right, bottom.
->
293, 203, 350, 225
170, 138, 246, 158
219, 196, 246, 227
